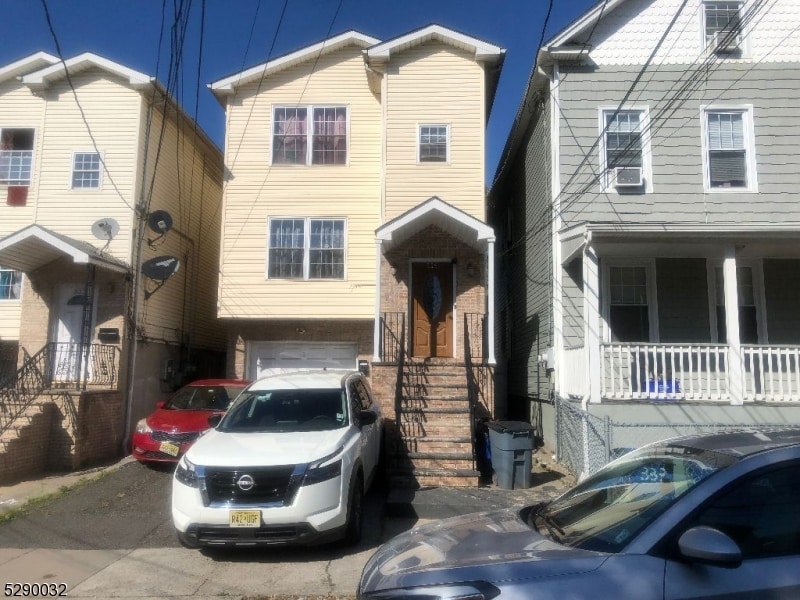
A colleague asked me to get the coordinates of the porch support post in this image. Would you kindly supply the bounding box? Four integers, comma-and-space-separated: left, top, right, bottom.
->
486, 238, 496, 365
584, 241, 601, 404
373, 239, 383, 363
723, 248, 744, 405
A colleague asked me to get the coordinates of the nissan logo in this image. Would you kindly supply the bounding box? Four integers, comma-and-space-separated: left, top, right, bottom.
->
236, 474, 255, 491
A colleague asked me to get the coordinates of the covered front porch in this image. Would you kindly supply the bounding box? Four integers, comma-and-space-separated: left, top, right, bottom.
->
557, 224, 800, 405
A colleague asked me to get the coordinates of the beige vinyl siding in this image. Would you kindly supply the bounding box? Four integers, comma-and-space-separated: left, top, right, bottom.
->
0, 80, 47, 237
384, 42, 485, 221
0, 302, 21, 339
33, 72, 138, 260
219, 46, 381, 319
138, 103, 225, 349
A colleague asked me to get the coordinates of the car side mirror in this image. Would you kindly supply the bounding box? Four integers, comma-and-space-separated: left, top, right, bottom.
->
156, 401, 165, 409
358, 410, 378, 427
677, 526, 742, 568
207, 413, 222, 428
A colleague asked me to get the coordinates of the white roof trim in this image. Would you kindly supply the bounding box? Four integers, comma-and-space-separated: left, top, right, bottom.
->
367, 24, 504, 61
21, 52, 153, 89
210, 30, 381, 94
376, 197, 494, 242
545, 0, 628, 50
0, 52, 59, 83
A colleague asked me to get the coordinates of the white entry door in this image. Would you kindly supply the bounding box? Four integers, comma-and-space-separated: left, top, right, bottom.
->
52, 284, 95, 382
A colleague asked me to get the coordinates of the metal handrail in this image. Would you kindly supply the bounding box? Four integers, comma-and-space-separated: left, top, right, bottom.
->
380, 312, 405, 364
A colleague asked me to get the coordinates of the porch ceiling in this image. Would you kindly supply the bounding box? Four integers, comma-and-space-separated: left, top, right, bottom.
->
376, 196, 495, 252
0, 224, 130, 274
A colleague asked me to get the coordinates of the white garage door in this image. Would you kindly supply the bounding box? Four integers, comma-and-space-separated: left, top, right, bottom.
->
249, 341, 359, 380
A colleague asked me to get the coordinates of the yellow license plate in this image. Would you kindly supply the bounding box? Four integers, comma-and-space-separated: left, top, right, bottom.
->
159, 441, 180, 457
230, 510, 261, 527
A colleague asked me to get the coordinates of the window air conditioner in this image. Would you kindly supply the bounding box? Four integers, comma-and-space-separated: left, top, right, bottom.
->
614, 166, 643, 187
712, 30, 741, 53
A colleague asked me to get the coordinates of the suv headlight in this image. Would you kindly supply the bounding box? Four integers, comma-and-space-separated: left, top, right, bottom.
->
135, 419, 152, 434
303, 447, 343, 486
175, 457, 199, 488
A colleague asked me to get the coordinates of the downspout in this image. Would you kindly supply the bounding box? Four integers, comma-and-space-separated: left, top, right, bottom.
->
373, 239, 383, 362
486, 238, 496, 365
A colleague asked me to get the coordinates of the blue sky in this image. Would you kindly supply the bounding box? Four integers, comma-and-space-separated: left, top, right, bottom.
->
3, 0, 597, 182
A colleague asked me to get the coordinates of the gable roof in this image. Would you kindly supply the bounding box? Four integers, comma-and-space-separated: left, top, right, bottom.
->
209, 30, 380, 97
20, 52, 154, 90
0, 52, 59, 85
0, 224, 130, 274
365, 23, 505, 63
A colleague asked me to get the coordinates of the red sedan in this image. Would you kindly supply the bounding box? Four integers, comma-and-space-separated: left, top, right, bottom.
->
132, 379, 249, 464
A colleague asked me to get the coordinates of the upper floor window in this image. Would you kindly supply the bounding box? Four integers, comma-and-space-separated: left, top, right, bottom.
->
601, 108, 650, 191
704, 1, 743, 54
71, 152, 102, 189
419, 125, 449, 163
0, 267, 22, 300
272, 106, 347, 166
0, 128, 34, 186
703, 107, 756, 191
268, 217, 345, 280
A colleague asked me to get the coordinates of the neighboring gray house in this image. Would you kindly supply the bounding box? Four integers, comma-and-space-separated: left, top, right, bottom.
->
490, 0, 800, 450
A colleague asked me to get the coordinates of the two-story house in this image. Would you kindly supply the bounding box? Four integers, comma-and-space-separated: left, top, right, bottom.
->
0, 52, 225, 483
210, 25, 505, 486
490, 0, 800, 472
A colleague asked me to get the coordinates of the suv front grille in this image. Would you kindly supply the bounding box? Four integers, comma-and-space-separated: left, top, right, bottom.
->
204, 466, 298, 505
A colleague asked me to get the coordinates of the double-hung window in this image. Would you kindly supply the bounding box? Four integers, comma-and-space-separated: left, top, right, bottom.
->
0, 267, 22, 300
607, 264, 653, 342
272, 106, 347, 165
418, 125, 448, 162
0, 128, 34, 186
601, 108, 649, 190
71, 152, 102, 189
703, 107, 755, 190
704, 1, 743, 53
268, 218, 345, 280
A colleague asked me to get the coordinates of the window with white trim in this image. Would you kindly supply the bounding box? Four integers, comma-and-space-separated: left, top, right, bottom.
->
71, 152, 102, 189
704, 0, 743, 53
601, 108, 649, 190
268, 218, 345, 280
703, 108, 755, 190
0, 128, 34, 186
0, 267, 22, 300
418, 125, 448, 162
608, 265, 651, 342
272, 106, 347, 165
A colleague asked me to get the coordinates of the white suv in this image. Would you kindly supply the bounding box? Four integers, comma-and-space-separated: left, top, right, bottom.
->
171, 369, 382, 548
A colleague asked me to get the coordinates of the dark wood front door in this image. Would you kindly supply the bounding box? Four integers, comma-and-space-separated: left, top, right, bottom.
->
412, 262, 453, 358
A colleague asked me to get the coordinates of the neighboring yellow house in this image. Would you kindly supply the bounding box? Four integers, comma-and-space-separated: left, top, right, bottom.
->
0, 52, 225, 482
210, 25, 505, 486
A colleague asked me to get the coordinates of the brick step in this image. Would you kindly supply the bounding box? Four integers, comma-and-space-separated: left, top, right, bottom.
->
399, 400, 470, 412
402, 392, 469, 401
390, 468, 480, 489
392, 435, 473, 450
399, 406, 469, 416
392, 453, 475, 471
398, 422, 472, 437
391, 441, 474, 455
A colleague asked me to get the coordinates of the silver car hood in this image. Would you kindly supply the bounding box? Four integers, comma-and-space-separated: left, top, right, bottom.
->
361, 507, 608, 593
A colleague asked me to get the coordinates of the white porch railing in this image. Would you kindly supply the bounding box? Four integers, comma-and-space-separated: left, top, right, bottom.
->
742, 345, 800, 402
598, 343, 800, 403
601, 343, 731, 402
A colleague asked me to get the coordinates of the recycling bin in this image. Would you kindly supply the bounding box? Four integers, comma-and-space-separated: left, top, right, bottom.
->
487, 420, 535, 489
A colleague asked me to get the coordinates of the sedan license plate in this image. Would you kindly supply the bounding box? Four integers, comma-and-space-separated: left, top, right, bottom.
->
159, 441, 180, 457
230, 510, 261, 527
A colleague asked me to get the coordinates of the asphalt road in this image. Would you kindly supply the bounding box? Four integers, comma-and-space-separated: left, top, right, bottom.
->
0, 460, 392, 598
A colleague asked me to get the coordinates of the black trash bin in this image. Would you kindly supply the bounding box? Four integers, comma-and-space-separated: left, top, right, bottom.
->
487, 420, 535, 489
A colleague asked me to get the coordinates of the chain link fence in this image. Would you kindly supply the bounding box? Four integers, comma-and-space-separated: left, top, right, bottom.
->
554, 395, 800, 479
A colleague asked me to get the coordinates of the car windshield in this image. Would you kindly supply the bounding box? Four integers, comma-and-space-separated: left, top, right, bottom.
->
218, 388, 348, 433
163, 385, 240, 411
532, 442, 739, 553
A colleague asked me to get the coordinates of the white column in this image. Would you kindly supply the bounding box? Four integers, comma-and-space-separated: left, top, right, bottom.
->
486, 238, 496, 365
373, 239, 383, 362
723, 247, 743, 405
584, 240, 601, 404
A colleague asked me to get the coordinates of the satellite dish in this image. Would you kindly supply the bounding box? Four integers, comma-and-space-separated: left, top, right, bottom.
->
91, 218, 120, 240
141, 255, 180, 281
147, 210, 173, 234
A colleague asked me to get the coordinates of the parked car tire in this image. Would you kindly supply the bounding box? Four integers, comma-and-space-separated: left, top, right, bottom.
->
343, 473, 363, 546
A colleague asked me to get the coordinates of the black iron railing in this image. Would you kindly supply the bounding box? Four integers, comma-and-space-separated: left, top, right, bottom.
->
464, 312, 485, 361
380, 312, 405, 364
0, 342, 119, 434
